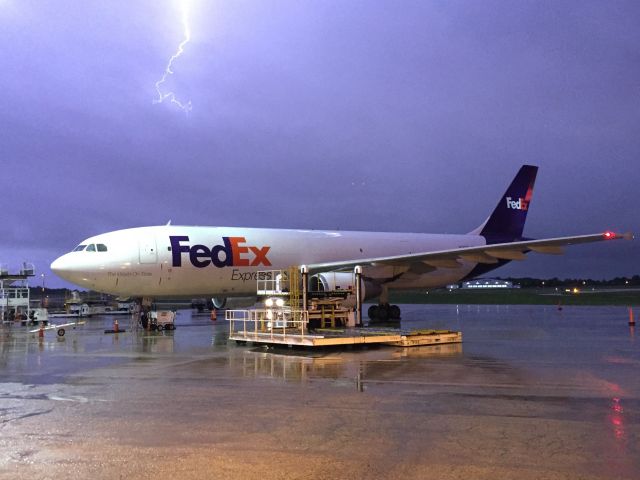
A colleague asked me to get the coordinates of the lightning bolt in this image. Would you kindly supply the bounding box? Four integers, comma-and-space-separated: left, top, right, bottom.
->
153, 1, 192, 112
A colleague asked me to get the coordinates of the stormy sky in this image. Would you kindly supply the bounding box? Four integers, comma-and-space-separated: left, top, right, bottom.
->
1, 0, 638, 289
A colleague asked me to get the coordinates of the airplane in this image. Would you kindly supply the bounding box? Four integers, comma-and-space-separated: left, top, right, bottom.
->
50, 165, 632, 320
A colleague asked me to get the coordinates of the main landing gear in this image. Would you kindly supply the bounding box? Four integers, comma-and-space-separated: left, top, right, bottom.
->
366, 284, 401, 322
367, 303, 401, 322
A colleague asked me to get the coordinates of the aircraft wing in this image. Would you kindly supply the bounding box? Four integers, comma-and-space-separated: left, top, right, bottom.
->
306, 231, 633, 273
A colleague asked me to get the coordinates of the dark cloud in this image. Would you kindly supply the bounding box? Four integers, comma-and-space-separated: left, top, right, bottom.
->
0, 0, 638, 287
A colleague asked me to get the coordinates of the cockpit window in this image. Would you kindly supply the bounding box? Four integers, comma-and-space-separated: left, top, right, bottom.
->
72, 243, 106, 252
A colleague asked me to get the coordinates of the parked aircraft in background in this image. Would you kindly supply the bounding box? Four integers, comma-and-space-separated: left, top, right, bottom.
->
51, 165, 632, 319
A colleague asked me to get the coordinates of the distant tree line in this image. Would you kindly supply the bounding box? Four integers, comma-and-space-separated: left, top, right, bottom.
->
27, 275, 640, 300
498, 275, 640, 288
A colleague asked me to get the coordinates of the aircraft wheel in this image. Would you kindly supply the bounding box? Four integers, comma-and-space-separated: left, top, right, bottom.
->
390, 305, 401, 319
367, 305, 378, 320
57, 328, 65, 337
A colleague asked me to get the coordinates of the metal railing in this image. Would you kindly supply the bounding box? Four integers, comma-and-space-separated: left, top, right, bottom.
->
20, 263, 35, 276
256, 270, 289, 295
226, 308, 309, 342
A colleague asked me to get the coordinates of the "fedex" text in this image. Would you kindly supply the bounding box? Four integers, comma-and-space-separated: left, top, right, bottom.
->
505, 196, 529, 211
170, 236, 271, 268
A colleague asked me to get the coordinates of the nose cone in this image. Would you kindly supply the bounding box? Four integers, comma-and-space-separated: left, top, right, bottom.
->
50, 253, 75, 283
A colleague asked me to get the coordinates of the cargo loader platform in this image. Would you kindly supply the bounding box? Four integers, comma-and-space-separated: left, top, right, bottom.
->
226, 267, 462, 349
226, 309, 461, 348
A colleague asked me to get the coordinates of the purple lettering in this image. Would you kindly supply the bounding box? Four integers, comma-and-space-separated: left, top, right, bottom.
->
190, 244, 212, 268
211, 237, 232, 267
170, 236, 191, 267
170, 235, 271, 269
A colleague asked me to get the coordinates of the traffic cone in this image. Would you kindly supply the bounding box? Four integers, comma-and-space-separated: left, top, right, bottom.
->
629, 307, 635, 326
114, 318, 119, 333
210, 309, 217, 321
38, 323, 44, 338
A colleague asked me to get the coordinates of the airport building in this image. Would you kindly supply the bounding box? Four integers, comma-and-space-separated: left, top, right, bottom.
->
461, 279, 519, 289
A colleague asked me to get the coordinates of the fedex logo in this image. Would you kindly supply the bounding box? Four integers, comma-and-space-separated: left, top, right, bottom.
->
505, 196, 529, 211
170, 236, 271, 268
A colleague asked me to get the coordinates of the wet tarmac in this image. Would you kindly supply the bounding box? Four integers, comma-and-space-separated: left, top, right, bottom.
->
1, 304, 639, 479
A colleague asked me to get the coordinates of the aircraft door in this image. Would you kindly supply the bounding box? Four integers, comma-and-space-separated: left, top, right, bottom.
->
139, 238, 158, 264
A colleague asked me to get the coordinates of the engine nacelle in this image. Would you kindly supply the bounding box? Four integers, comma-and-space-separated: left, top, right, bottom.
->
310, 272, 356, 292
310, 272, 382, 307
211, 296, 258, 309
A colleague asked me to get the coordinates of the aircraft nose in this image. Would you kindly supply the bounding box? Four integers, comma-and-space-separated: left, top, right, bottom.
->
50, 256, 63, 274
51, 254, 73, 281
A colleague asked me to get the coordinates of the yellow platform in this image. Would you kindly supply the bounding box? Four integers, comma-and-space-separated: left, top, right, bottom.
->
229, 328, 462, 348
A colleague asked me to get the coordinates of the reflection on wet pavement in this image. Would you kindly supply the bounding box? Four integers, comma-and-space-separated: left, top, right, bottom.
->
1, 305, 639, 479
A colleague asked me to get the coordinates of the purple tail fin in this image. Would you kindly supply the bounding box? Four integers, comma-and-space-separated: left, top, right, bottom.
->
474, 165, 538, 243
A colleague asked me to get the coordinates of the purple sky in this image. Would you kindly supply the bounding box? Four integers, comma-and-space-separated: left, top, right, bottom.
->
1, 0, 638, 288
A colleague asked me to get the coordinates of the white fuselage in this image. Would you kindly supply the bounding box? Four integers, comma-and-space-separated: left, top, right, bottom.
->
51, 225, 487, 298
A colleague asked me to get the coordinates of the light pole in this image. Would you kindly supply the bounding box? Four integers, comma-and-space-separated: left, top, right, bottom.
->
40, 273, 45, 307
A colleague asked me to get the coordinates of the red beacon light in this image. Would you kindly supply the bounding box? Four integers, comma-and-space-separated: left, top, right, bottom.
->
604, 231, 616, 239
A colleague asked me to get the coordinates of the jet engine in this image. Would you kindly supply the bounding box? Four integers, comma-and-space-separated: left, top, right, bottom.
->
310, 272, 355, 292
310, 272, 382, 307
211, 296, 258, 309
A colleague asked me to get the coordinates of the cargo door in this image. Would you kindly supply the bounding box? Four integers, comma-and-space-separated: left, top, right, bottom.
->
139, 238, 158, 264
